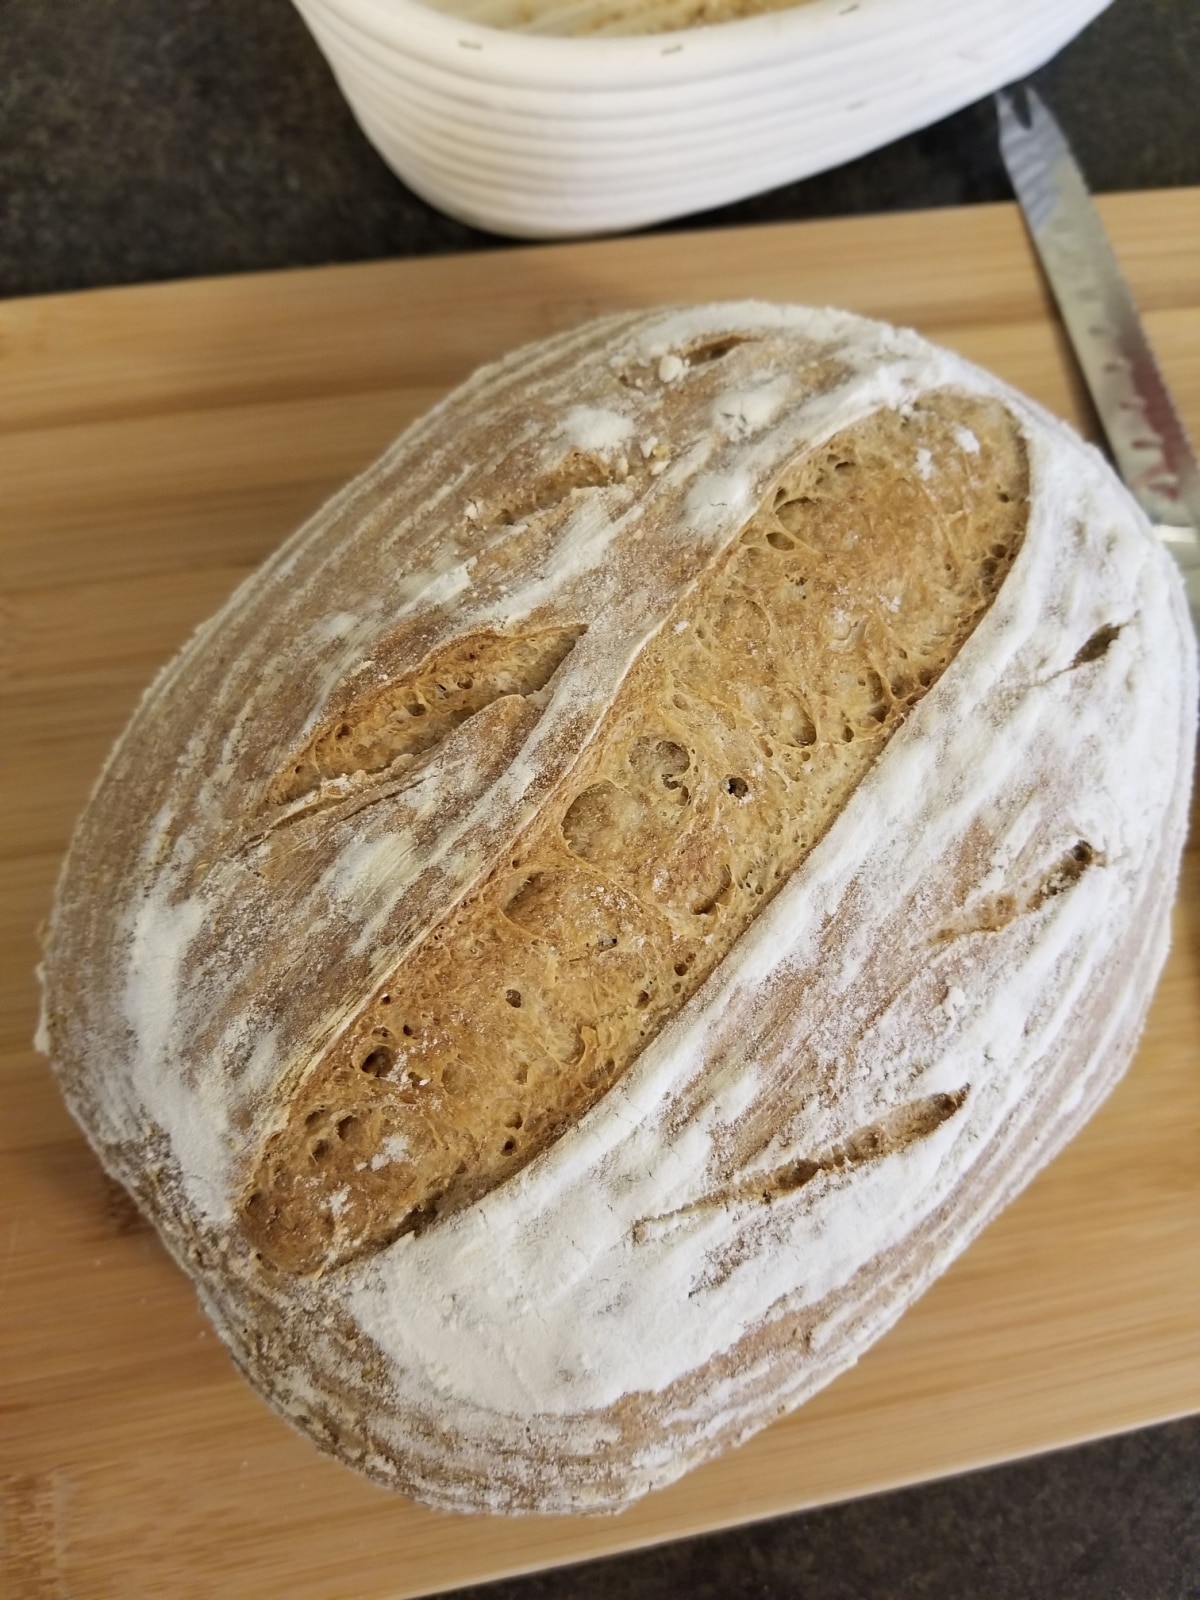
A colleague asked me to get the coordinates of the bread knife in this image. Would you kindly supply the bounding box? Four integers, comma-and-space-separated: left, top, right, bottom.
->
996, 86, 1200, 637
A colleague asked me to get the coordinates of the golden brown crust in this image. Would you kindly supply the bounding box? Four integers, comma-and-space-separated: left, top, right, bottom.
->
244, 393, 1029, 1276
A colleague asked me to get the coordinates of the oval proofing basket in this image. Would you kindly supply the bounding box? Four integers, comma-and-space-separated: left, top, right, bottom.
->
292, 0, 1111, 241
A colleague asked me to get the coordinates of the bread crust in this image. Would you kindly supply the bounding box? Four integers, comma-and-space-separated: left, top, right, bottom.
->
38, 304, 1196, 1514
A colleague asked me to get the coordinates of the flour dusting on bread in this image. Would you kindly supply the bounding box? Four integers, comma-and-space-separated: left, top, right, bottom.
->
39, 304, 1196, 1514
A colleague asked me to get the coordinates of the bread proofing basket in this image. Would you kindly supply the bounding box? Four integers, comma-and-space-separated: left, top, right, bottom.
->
291, 0, 1111, 238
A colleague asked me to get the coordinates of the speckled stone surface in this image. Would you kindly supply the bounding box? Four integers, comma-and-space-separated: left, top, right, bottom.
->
0, 0, 1197, 297
2, 1, 1197, 1594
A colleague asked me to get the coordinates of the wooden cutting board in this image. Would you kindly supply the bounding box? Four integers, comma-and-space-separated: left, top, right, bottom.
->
1, 191, 1197, 1600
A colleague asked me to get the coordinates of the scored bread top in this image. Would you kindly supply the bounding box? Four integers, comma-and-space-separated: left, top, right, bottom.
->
246, 389, 1029, 1276
39, 304, 1196, 1513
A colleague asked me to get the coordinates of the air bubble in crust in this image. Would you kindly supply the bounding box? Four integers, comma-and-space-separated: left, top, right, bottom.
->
359, 1047, 394, 1078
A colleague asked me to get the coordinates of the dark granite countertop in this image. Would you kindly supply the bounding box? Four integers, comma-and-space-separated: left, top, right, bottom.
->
1, 1, 1197, 1595
1, 0, 1198, 297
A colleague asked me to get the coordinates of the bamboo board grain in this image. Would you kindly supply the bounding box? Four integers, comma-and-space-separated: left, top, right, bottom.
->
1, 191, 1198, 1600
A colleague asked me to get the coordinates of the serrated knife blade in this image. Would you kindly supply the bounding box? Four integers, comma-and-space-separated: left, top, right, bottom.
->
996, 85, 1200, 635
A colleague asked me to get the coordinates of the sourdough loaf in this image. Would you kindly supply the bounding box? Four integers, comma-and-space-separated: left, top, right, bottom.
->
38, 303, 1196, 1514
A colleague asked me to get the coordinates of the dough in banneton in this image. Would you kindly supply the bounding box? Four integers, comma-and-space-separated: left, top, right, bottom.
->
38, 304, 1196, 1514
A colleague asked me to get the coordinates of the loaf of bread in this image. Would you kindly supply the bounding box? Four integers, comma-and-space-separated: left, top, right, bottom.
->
38, 303, 1196, 1514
